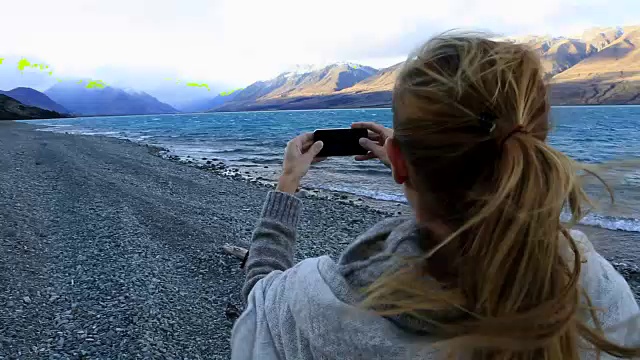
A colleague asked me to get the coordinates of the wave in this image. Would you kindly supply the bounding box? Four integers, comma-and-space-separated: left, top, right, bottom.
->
624, 171, 640, 186
317, 185, 640, 233
333, 168, 392, 176
208, 148, 247, 154
37, 126, 124, 138
311, 184, 408, 203
561, 212, 640, 233
232, 157, 281, 164
62, 130, 121, 136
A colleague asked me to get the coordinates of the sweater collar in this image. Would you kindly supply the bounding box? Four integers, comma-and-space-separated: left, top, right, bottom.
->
322, 217, 466, 335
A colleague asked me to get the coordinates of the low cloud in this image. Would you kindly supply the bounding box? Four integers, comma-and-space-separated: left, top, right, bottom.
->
1, 0, 638, 87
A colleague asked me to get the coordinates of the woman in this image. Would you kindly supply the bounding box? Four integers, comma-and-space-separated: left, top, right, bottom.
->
231, 33, 640, 359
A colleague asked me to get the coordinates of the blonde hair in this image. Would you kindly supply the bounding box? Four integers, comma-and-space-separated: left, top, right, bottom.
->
363, 32, 640, 359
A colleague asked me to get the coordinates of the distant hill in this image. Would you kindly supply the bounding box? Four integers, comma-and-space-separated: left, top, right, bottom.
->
339, 63, 403, 93
526, 38, 595, 79
214, 63, 378, 111
0, 87, 69, 114
45, 83, 178, 116
211, 25, 640, 111
581, 26, 624, 51
144, 83, 224, 111
0, 94, 66, 120
179, 91, 241, 113
550, 26, 640, 105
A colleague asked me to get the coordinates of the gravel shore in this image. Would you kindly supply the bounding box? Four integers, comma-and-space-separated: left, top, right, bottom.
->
0, 121, 638, 359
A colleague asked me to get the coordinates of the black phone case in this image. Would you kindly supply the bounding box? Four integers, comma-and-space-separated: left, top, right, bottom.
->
313, 128, 369, 157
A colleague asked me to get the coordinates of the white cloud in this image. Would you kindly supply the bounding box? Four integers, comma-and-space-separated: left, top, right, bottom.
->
0, 0, 637, 89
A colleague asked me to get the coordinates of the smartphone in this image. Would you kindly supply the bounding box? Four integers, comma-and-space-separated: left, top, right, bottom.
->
313, 128, 369, 157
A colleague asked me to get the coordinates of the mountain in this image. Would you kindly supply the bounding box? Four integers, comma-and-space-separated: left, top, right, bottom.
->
144, 83, 223, 110
530, 38, 595, 79
45, 82, 178, 116
550, 26, 640, 105
179, 90, 242, 113
212, 25, 640, 111
214, 63, 378, 111
276, 63, 378, 97
581, 26, 624, 51
339, 63, 403, 93
0, 94, 66, 120
0, 87, 69, 114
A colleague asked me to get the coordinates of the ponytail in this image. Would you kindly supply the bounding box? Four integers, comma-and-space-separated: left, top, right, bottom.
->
363, 32, 640, 359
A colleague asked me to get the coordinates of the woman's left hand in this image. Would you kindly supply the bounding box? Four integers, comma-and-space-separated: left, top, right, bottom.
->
277, 133, 325, 193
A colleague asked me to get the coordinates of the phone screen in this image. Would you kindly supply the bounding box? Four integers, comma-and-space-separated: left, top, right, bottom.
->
313, 128, 369, 157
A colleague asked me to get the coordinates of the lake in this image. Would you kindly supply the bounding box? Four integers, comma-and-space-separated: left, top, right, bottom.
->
28, 106, 640, 233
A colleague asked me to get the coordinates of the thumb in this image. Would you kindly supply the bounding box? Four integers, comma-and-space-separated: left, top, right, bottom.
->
307, 141, 324, 158
359, 138, 382, 154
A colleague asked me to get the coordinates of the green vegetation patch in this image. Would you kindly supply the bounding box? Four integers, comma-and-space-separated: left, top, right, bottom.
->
219, 88, 244, 96
186, 82, 210, 91
86, 80, 107, 89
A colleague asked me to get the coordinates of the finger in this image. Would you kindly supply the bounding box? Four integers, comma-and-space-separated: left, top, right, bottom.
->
305, 141, 324, 159
359, 138, 387, 158
300, 133, 316, 151
300, 132, 314, 142
354, 153, 376, 161
352, 122, 387, 134
297, 132, 314, 144
367, 130, 381, 141
359, 137, 380, 151
301, 139, 314, 152
312, 157, 327, 164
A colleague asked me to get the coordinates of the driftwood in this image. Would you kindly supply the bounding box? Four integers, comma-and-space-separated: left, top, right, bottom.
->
222, 244, 248, 260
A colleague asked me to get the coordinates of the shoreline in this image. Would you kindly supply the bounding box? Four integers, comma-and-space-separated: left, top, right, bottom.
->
149, 141, 640, 235
0, 121, 389, 358
26, 110, 640, 234
1, 121, 637, 358
27, 120, 640, 288
32, 103, 640, 119
33, 120, 640, 288
146, 128, 640, 298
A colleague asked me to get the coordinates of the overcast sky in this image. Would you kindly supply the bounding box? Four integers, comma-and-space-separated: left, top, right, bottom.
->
2, 0, 639, 92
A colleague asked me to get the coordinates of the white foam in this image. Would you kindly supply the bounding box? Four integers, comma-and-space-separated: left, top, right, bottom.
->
561, 212, 640, 233
321, 186, 640, 233
73, 131, 119, 136
36, 127, 121, 137
311, 185, 407, 203
577, 214, 640, 233
623, 171, 640, 186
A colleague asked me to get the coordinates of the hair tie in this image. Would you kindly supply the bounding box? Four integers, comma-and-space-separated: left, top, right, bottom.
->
501, 125, 529, 147
478, 111, 497, 134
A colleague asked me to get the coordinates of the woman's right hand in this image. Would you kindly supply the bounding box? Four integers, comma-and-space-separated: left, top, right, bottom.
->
352, 122, 393, 168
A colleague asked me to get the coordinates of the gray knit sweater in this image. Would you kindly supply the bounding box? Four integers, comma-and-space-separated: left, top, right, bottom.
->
231, 191, 640, 359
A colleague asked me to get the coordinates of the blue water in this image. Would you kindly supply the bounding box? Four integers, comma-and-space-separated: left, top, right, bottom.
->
27, 107, 640, 232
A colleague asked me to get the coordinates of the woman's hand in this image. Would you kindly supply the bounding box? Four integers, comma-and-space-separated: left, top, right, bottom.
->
277, 133, 325, 193
351, 122, 393, 168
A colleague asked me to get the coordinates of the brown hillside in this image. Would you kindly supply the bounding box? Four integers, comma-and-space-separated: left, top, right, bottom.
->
539, 39, 594, 78
212, 25, 640, 112
261, 64, 378, 99
554, 28, 640, 81
581, 27, 623, 51
551, 27, 640, 105
340, 63, 403, 93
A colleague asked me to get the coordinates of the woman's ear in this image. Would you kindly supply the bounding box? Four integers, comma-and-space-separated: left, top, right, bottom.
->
386, 138, 409, 185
